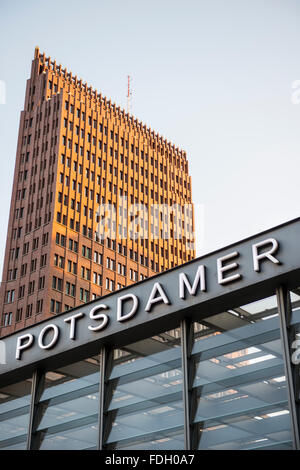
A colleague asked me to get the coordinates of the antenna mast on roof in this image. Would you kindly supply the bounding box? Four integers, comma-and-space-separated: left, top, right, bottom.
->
127, 75, 132, 115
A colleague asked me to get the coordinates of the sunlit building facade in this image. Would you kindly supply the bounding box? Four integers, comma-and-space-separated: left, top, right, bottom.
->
0, 47, 195, 337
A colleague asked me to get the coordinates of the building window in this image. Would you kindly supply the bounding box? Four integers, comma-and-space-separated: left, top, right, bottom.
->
25, 304, 33, 318
28, 281, 35, 295
129, 269, 138, 281
40, 254, 47, 267
52, 276, 63, 292
105, 278, 115, 291
38, 276, 45, 290
94, 251, 103, 265
30, 258, 37, 272
2, 312, 12, 327
16, 308, 23, 322
81, 266, 91, 281
32, 237, 39, 250
50, 299, 61, 314
18, 285, 25, 299
66, 282, 76, 297
69, 238, 78, 253
5, 290, 15, 303
36, 299, 43, 314
93, 272, 102, 286
82, 245, 91, 259
79, 288, 89, 303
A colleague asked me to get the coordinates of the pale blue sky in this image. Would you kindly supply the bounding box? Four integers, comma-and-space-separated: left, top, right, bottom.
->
1, 0, 300, 276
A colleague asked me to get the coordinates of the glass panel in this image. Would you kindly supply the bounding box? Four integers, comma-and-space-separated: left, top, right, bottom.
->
104, 328, 184, 450
33, 356, 100, 450
192, 295, 293, 450
290, 287, 300, 400
0, 378, 32, 449
290, 288, 300, 318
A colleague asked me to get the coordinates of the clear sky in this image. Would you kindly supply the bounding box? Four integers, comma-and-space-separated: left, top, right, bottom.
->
0, 0, 300, 276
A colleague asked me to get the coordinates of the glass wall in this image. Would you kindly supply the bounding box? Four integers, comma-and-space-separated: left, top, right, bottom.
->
290, 287, 300, 323
1, 288, 300, 450
191, 296, 293, 449
32, 356, 101, 450
0, 378, 32, 449
104, 328, 184, 450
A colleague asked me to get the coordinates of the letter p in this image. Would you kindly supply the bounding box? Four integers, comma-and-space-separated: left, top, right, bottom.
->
16, 334, 34, 360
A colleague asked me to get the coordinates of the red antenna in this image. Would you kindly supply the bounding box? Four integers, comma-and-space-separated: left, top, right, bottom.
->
127, 75, 132, 114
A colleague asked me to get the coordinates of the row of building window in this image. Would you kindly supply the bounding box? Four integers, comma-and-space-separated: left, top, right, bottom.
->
60, 208, 184, 235
58, 168, 188, 202
55, 228, 190, 272
8, 250, 48, 280
60, 153, 189, 196
31, 80, 187, 168
59, 145, 189, 203
51, 271, 103, 295
7, 245, 189, 311
62, 99, 188, 170
6, 261, 134, 305
3, 271, 127, 326
57, 190, 191, 230
57, 219, 189, 262
14, 209, 52, 231
61, 133, 186, 177
2, 298, 44, 327
9, 248, 47, 266
54, 234, 142, 276
60, 149, 187, 192
18, 109, 57, 251
10, 233, 48, 258
16, 276, 45, 300
50, 273, 127, 305
59, 144, 190, 201
23, 131, 59, 152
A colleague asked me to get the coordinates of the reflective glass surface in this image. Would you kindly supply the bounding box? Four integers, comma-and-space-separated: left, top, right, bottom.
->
290, 287, 300, 396
290, 288, 300, 319
192, 296, 293, 450
0, 378, 32, 449
34, 356, 100, 449
105, 328, 184, 450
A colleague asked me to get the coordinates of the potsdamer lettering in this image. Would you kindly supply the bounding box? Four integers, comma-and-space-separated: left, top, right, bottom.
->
15, 237, 281, 360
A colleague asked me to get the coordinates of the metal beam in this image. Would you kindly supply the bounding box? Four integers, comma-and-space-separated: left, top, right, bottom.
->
26, 369, 45, 450
181, 318, 195, 450
98, 347, 107, 450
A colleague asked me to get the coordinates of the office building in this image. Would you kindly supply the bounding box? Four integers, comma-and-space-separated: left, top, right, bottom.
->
0, 47, 195, 337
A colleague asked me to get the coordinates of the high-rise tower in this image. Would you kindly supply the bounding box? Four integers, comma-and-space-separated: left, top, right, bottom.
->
0, 47, 195, 337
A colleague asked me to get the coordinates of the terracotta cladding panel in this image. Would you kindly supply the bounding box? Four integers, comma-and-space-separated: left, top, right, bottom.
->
0, 49, 195, 337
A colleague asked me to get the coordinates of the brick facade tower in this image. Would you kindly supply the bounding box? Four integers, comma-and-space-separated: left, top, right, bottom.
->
0, 47, 195, 337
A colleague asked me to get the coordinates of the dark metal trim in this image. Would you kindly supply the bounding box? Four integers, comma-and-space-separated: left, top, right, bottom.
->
181, 319, 190, 450
276, 286, 300, 449
26, 369, 44, 450
98, 347, 106, 450
26, 370, 36, 450
181, 318, 195, 450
